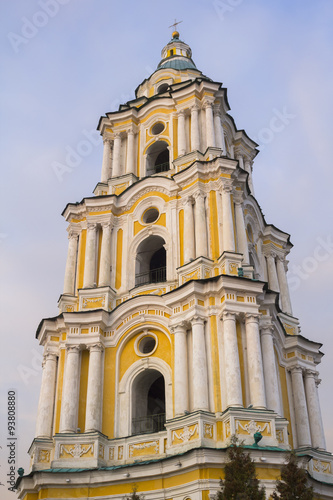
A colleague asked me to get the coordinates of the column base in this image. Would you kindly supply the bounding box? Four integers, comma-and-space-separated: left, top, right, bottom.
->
78, 286, 116, 312
177, 256, 214, 285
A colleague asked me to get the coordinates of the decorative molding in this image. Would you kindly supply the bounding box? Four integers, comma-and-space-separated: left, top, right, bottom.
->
235, 420, 271, 435
172, 424, 199, 444
60, 443, 94, 458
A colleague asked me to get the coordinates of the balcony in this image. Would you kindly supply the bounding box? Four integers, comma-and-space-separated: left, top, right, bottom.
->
135, 266, 166, 287
132, 413, 166, 435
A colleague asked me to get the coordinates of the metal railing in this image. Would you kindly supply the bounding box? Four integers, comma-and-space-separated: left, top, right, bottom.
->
135, 266, 166, 287
132, 413, 166, 435
154, 162, 169, 173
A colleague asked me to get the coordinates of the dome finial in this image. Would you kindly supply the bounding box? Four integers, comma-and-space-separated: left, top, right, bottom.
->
168, 18, 182, 39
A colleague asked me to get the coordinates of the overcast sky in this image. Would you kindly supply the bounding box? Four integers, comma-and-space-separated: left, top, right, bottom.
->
1, 1, 333, 498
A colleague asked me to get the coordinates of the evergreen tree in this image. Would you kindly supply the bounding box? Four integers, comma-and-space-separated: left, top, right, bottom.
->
272, 453, 313, 500
216, 435, 265, 500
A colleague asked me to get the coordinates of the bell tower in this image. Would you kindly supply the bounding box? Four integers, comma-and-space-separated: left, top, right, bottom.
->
17, 30, 333, 500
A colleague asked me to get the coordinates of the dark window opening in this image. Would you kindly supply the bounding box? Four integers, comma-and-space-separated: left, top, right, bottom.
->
132, 371, 166, 435
146, 140, 170, 176
135, 235, 166, 287
157, 83, 169, 94
154, 149, 169, 173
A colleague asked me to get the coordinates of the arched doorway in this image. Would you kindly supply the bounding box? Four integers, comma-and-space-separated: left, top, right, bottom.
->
132, 369, 166, 435
135, 235, 166, 287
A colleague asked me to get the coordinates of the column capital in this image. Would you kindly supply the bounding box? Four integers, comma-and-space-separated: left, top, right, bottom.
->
203, 98, 213, 109
289, 365, 303, 375
183, 196, 193, 206
88, 343, 104, 353
191, 104, 200, 113
127, 126, 135, 136
43, 352, 58, 363
233, 193, 244, 205
190, 315, 205, 326
101, 221, 112, 230
170, 321, 188, 334
213, 106, 221, 117
113, 132, 121, 139
221, 311, 236, 321
87, 222, 97, 231
66, 345, 80, 354
68, 230, 79, 240
222, 183, 233, 194
193, 191, 205, 202
260, 323, 274, 336
245, 313, 261, 324
177, 109, 186, 117
304, 369, 318, 379
103, 136, 112, 145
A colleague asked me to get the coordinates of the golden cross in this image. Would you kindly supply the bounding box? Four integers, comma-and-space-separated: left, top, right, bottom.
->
168, 19, 183, 31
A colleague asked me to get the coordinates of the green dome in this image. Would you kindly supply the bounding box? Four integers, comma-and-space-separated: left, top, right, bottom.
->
158, 57, 197, 71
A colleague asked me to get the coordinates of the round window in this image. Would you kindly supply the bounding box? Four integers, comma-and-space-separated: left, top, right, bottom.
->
138, 336, 156, 355
151, 122, 165, 135
142, 207, 159, 224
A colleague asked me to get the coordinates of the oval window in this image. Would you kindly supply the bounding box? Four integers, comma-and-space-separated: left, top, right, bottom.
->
142, 207, 159, 224
157, 83, 169, 94
151, 122, 165, 135
138, 336, 156, 355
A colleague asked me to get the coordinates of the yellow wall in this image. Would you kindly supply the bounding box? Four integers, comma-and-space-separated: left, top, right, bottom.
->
119, 328, 172, 381
102, 347, 117, 438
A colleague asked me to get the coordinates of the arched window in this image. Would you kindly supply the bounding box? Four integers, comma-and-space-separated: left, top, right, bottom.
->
135, 235, 166, 287
132, 369, 166, 435
146, 140, 170, 175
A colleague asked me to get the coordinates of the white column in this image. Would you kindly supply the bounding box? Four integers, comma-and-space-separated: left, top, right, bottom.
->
178, 110, 186, 156
183, 197, 195, 263
276, 257, 293, 315
234, 200, 250, 263
194, 192, 208, 258
85, 344, 104, 432
204, 101, 216, 149
112, 133, 121, 177
63, 231, 78, 295
260, 325, 280, 414
221, 125, 226, 155
35, 353, 57, 438
59, 346, 80, 433
214, 108, 223, 149
244, 160, 255, 196
172, 322, 189, 416
98, 222, 112, 287
245, 314, 266, 408
222, 312, 243, 407
101, 137, 112, 183
290, 366, 311, 447
221, 185, 235, 252
304, 370, 326, 450
266, 252, 280, 292
83, 224, 97, 288
190, 105, 200, 151
191, 316, 209, 410
126, 128, 135, 174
